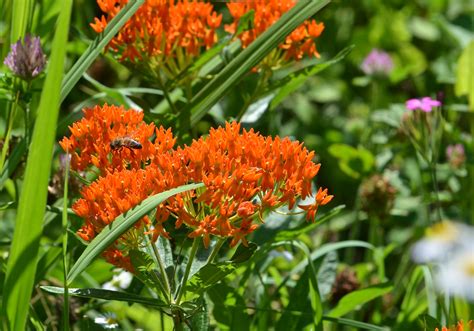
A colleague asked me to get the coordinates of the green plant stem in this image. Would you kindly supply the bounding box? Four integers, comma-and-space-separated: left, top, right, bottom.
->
206, 237, 226, 264
62, 153, 70, 330
429, 161, 442, 222
0, 90, 20, 172
175, 238, 200, 304
156, 71, 179, 114
150, 237, 172, 301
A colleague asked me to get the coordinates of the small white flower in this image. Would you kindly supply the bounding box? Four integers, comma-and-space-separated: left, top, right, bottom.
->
412, 222, 474, 263
94, 313, 119, 329
102, 270, 133, 291
435, 250, 474, 302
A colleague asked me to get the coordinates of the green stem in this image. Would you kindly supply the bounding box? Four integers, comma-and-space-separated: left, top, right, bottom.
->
430, 161, 442, 222
0, 90, 20, 171
175, 238, 200, 304
156, 70, 179, 114
62, 152, 70, 330
172, 309, 185, 331
206, 237, 226, 264
151, 237, 172, 301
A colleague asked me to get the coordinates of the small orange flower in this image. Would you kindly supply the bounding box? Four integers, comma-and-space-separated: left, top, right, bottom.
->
298, 187, 334, 221
435, 320, 473, 331
63, 113, 332, 270
226, 0, 325, 64
60, 104, 175, 174
91, 0, 222, 79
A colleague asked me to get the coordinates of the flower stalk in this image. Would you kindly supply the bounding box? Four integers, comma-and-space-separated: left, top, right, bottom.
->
175, 238, 200, 304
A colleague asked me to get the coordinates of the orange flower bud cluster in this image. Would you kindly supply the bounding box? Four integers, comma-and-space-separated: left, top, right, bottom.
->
61, 105, 332, 270
226, 0, 325, 63
91, 0, 222, 77
435, 320, 473, 331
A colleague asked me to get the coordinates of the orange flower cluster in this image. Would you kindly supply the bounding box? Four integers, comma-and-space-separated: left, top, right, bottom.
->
226, 0, 325, 62
59, 104, 175, 174
62, 105, 332, 270
91, 0, 222, 76
435, 320, 473, 331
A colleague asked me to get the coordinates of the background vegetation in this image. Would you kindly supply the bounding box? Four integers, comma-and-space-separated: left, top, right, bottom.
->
0, 0, 472, 330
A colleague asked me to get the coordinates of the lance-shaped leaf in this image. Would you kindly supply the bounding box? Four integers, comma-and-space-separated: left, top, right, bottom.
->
186, 243, 257, 297
67, 183, 204, 284
60, 0, 145, 102
188, 0, 331, 126
41, 286, 168, 308
2, 1, 72, 329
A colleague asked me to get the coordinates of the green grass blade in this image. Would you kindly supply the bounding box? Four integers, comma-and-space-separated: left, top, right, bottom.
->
60, 0, 145, 102
274, 205, 345, 241
292, 240, 375, 275
10, 0, 34, 42
323, 316, 389, 331
188, 0, 331, 126
328, 282, 393, 318
291, 240, 323, 329
40, 286, 168, 308
0, 139, 26, 189
1, 1, 72, 330
67, 183, 204, 284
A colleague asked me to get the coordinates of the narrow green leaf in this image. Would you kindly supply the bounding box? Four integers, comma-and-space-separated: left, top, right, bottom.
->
328, 282, 393, 318
187, 243, 257, 297
290, 240, 323, 330
229, 242, 258, 263
455, 40, 474, 110
60, 0, 145, 102
2, 1, 72, 329
188, 0, 331, 125
417, 314, 441, 331
67, 183, 203, 284
129, 249, 168, 299
323, 316, 389, 331
0, 139, 26, 189
186, 263, 237, 297
10, 0, 34, 42
292, 240, 374, 275
274, 205, 345, 241
40, 286, 168, 308
270, 45, 354, 109
316, 251, 338, 300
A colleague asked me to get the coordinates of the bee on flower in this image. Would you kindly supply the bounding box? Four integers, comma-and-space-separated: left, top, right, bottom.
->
61, 105, 333, 269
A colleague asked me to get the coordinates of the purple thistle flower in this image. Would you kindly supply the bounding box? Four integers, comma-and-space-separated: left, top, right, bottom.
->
405, 97, 442, 112
361, 49, 394, 76
4, 35, 46, 80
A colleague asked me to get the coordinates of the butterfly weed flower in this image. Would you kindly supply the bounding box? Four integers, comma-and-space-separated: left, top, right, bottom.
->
66, 118, 332, 269
91, 0, 222, 81
435, 320, 473, 331
226, 0, 325, 67
176, 122, 333, 247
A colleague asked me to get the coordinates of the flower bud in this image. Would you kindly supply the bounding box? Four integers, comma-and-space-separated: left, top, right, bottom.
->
4, 35, 46, 80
